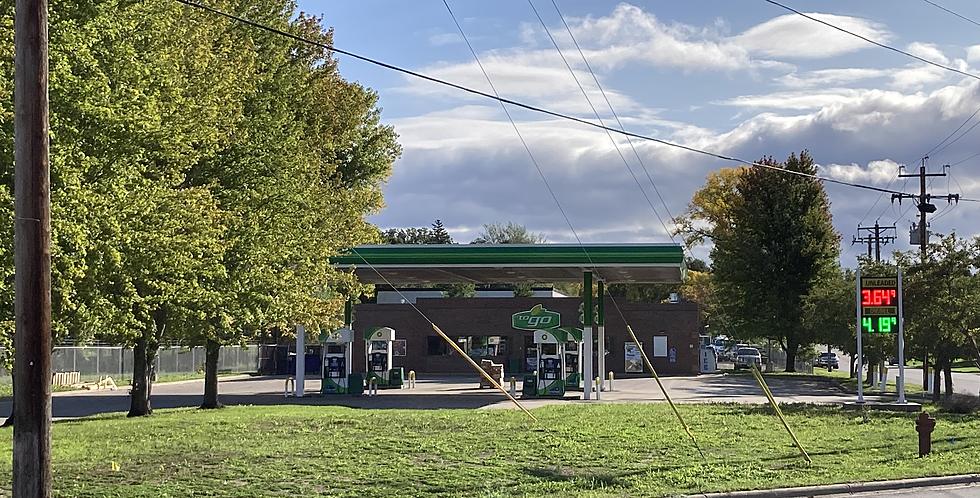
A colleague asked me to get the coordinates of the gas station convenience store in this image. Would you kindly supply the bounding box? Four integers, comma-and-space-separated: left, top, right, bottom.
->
323, 243, 699, 397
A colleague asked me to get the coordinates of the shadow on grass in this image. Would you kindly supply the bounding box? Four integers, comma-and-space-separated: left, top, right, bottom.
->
523, 465, 628, 489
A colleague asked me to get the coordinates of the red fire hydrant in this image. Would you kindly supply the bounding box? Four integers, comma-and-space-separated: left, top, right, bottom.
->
915, 412, 936, 457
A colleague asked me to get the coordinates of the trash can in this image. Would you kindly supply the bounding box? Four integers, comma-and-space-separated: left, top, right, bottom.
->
348, 373, 364, 396
522, 374, 536, 397
389, 367, 404, 388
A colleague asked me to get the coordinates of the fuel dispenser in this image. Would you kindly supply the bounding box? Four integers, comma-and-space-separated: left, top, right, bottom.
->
534, 329, 566, 397
365, 326, 395, 387
562, 327, 583, 390
321, 327, 353, 394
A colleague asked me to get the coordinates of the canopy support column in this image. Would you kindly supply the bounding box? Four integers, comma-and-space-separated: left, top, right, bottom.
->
583, 271, 593, 400
295, 325, 305, 397
597, 280, 605, 391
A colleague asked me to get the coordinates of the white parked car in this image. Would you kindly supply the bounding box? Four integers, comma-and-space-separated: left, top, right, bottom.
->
734, 347, 762, 370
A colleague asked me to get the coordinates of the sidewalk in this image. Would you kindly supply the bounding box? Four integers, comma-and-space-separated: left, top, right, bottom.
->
687, 474, 980, 498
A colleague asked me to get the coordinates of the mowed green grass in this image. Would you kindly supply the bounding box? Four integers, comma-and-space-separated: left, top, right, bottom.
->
0, 403, 978, 497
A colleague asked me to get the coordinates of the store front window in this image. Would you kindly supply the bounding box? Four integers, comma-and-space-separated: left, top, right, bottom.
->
426, 335, 508, 358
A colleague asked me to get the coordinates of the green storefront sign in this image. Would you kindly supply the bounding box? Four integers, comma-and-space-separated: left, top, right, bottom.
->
512, 304, 561, 331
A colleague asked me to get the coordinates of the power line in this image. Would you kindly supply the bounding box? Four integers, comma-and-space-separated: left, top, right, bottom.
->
173, 0, 919, 198
931, 118, 980, 157
920, 0, 980, 28
443, 3, 707, 451
924, 106, 980, 158
549, 0, 680, 240
948, 150, 980, 167
526, 0, 674, 244
763, 0, 980, 82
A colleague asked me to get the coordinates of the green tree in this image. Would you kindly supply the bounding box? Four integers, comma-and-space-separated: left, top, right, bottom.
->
187, 6, 398, 409
898, 234, 979, 400
687, 152, 840, 371
472, 222, 545, 297
803, 267, 857, 375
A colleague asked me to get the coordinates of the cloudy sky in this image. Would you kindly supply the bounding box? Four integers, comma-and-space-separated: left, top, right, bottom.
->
300, 0, 980, 262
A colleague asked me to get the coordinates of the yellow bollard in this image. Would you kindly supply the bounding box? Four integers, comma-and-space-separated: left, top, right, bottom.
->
608, 371, 614, 391
408, 370, 416, 389
595, 377, 602, 399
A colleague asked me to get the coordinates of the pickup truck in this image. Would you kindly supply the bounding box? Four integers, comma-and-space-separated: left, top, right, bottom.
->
734, 347, 762, 370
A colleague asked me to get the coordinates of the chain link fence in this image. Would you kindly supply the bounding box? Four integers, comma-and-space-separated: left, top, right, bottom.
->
0, 345, 259, 382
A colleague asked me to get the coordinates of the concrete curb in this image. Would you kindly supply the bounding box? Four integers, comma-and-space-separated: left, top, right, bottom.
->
684, 474, 980, 498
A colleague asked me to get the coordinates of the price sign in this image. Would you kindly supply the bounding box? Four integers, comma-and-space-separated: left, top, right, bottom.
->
860, 277, 899, 334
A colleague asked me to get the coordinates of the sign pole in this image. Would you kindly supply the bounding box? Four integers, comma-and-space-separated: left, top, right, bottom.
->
897, 268, 906, 404
856, 267, 864, 404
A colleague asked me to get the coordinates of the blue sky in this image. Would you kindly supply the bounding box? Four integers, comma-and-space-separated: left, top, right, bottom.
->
299, 1, 980, 261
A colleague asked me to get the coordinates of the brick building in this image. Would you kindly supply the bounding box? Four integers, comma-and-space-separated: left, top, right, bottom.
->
348, 296, 700, 376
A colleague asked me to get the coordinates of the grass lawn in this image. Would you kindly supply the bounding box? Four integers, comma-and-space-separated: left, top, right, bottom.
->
0, 404, 978, 497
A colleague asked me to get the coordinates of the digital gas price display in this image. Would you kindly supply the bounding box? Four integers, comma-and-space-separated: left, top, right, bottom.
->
860, 277, 899, 335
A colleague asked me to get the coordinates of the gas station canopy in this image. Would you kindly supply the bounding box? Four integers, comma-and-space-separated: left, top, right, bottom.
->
331, 243, 686, 284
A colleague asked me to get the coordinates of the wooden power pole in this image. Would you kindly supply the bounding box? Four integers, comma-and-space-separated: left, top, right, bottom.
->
852, 221, 897, 263
891, 157, 959, 394
13, 0, 52, 494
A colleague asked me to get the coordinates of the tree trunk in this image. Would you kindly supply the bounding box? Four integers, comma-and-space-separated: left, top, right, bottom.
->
784, 340, 798, 372
200, 339, 223, 409
849, 354, 855, 379
923, 354, 929, 391
931, 357, 943, 404
943, 360, 953, 401
128, 333, 152, 417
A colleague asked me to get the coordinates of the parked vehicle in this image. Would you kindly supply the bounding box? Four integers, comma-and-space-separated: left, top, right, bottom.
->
815, 352, 839, 370
734, 347, 762, 370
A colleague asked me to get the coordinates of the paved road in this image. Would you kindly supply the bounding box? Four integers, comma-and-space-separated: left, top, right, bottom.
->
0, 372, 887, 420
826, 483, 980, 497
834, 350, 979, 396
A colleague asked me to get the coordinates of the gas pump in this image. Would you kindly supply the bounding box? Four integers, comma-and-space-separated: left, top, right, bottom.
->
365, 326, 395, 386
562, 327, 583, 390
534, 329, 566, 397
321, 327, 353, 394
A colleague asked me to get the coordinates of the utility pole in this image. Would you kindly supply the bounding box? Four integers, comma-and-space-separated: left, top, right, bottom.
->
13, 0, 52, 494
852, 222, 897, 262
891, 157, 959, 394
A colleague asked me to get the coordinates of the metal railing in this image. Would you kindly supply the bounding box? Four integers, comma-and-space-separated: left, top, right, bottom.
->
0, 345, 259, 381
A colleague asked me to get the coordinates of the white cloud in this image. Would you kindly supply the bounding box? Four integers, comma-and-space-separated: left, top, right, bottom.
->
778, 68, 888, 88
906, 42, 950, 65
717, 88, 869, 110
428, 32, 462, 47
819, 159, 900, 185
732, 13, 892, 59
376, 78, 980, 246
968, 45, 980, 64
566, 4, 754, 71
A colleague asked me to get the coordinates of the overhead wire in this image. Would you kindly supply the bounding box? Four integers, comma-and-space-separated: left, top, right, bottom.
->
548, 0, 681, 241
526, 0, 673, 246
442, 0, 705, 460
173, 0, 918, 199
763, 0, 980, 82
930, 118, 980, 158
920, 0, 980, 29
523, 0, 707, 460
763, 0, 980, 235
